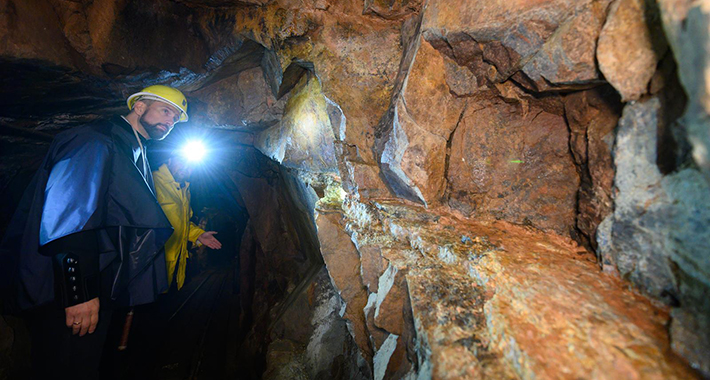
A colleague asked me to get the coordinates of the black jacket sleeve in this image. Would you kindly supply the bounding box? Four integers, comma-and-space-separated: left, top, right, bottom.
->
41, 230, 100, 307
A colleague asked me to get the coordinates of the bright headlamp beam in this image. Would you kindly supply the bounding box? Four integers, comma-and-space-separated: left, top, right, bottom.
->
181, 140, 206, 162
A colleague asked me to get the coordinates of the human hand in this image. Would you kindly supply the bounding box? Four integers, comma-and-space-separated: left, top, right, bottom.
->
65, 297, 100, 336
197, 231, 222, 249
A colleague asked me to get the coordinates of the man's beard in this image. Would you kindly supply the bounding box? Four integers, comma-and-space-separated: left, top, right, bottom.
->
140, 114, 171, 140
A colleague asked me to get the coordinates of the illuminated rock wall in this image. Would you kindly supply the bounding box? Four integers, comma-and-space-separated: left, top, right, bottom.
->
1, 0, 709, 378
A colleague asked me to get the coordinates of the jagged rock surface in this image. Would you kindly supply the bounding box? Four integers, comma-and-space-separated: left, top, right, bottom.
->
1, 0, 709, 378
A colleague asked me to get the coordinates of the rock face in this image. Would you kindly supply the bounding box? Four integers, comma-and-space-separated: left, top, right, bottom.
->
315, 211, 373, 361
657, 0, 710, 183
601, 99, 676, 299
262, 269, 371, 380
192, 65, 286, 131
520, 0, 612, 91
599, 97, 710, 375
330, 199, 697, 379
447, 99, 578, 234
597, 0, 668, 101
563, 86, 621, 249
1, 0, 710, 378
256, 74, 339, 173
422, 0, 612, 89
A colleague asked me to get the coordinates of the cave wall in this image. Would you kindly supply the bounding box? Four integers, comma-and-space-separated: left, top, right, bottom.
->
226, 147, 371, 379
1, 0, 709, 378
248, 0, 710, 377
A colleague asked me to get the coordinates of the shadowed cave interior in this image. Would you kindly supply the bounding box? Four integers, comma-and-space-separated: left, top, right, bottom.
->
1, 1, 710, 379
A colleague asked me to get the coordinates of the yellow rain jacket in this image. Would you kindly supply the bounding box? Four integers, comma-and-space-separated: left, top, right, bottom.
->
153, 164, 205, 290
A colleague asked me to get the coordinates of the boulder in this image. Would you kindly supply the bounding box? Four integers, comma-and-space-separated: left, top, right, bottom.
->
597, 0, 668, 101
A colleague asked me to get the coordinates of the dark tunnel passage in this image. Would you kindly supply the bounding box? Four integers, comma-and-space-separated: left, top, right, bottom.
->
2, 1, 710, 379
0, 39, 338, 379
0, 138, 329, 379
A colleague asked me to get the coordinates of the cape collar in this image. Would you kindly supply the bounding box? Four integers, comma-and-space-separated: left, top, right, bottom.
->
118, 115, 148, 144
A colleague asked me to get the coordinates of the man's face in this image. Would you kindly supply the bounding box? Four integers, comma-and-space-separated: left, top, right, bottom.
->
139, 101, 181, 140
167, 157, 193, 183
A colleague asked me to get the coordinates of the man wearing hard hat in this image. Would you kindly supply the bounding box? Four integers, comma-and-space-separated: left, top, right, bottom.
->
0, 85, 189, 379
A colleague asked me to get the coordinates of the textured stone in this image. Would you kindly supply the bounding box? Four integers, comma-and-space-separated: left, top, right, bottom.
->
670, 308, 710, 376
662, 169, 710, 375
375, 29, 466, 205
365, 296, 389, 350
256, 75, 338, 172
662, 169, 710, 311
423, 0, 601, 81
348, 200, 698, 379
372, 333, 397, 380
424, 31, 493, 89
192, 66, 285, 130
373, 265, 407, 336
597, 0, 668, 101
235, 163, 370, 380
657, 0, 710, 181
481, 228, 696, 380
599, 97, 710, 374
358, 244, 387, 293
281, 3, 402, 168
304, 269, 372, 380
407, 268, 495, 379
88, 0, 212, 73
563, 87, 621, 249
349, 163, 392, 200
262, 339, 309, 380
363, 0, 423, 20
379, 332, 412, 380
315, 211, 373, 360
602, 98, 676, 299
520, 0, 612, 91
404, 40, 467, 141
1, 0, 709, 378
393, 36, 465, 204
0, 0, 79, 68
232, 177, 301, 270
444, 58, 480, 96
447, 99, 579, 235
390, 98, 449, 204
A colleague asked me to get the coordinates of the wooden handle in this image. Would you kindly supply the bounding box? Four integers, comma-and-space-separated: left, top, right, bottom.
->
117, 309, 134, 351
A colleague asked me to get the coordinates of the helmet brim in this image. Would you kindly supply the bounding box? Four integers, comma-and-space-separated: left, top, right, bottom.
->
127, 92, 189, 122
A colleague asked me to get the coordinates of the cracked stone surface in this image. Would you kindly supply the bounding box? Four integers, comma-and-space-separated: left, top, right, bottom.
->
1, 0, 709, 377
315, 194, 699, 379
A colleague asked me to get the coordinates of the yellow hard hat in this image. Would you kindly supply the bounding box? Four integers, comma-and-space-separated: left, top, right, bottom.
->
127, 85, 189, 122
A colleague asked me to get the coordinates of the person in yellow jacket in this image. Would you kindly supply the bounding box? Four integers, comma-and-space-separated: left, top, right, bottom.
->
153, 154, 222, 290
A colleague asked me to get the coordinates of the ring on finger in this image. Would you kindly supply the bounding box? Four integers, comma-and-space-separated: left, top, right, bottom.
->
73, 321, 82, 325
